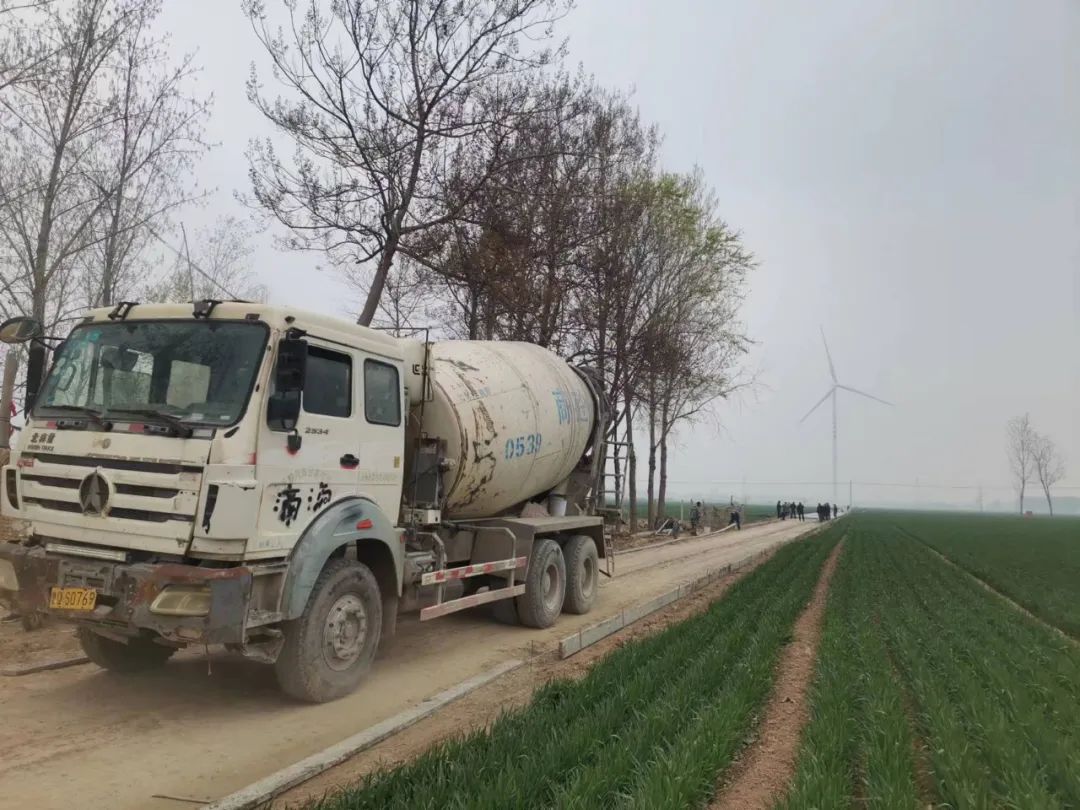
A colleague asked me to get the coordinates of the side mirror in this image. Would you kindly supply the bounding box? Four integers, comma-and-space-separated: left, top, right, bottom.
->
267, 389, 302, 432
0, 316, 43, 344
267, 337, 307, 432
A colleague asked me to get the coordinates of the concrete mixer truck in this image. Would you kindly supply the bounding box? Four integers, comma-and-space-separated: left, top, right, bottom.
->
0, 300, 613, 701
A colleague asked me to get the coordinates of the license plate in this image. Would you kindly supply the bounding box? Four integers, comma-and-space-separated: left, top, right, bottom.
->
48, 586, 98, 612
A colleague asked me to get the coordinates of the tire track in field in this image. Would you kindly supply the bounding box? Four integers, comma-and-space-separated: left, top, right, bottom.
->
709, 539, 845, 810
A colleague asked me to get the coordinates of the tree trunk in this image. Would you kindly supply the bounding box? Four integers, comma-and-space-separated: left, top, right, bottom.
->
0, 350, 19, 449
1019, 484, 1025, 514
657, 432, 668, 524
1043, 484, 1054, 516
647, 388, 656, 530
357, 235, 399, 326
625, 401, 637, 533
657, 396, 670, 521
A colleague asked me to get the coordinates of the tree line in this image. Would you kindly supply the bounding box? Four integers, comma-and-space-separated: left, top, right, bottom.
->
0, 0, 754, 530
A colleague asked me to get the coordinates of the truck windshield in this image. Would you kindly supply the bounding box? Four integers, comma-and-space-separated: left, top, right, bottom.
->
35, 320, 268, 428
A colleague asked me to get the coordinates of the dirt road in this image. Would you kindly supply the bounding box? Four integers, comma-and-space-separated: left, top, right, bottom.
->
0, 518, 817, 810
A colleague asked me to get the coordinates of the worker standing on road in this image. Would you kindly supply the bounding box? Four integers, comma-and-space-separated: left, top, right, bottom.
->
728, 504, 742, 530
776, 500, 782, 519
832, 503, 838, 519
690, 501, 702, 535
797, 502, 805, 521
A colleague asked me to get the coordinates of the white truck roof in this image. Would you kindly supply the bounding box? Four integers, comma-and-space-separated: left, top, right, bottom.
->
82, 301, 411, 361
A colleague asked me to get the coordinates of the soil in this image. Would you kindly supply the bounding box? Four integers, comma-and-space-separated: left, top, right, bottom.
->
0, 518, 817, 810
710, 539, 845, 810
0, 517, 86, 672
0, 616, 84, 672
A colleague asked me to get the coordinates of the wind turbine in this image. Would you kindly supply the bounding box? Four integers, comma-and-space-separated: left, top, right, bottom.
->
800, 327, 892, 502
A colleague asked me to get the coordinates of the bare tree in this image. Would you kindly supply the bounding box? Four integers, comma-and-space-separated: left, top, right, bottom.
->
243, 0, 567, 326
1032, 431, 1065, 516
1007, 413, 1036, 513
0, 1, 54, 93
634, 173, 753, 524
83, 1, 211, 307
0, 0, 140, 331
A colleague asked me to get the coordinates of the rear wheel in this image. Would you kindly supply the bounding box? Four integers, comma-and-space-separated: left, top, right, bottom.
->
516, 538, 566, 629
275, 559, 382, 703
562, 535, 599, 615
77, 627, 175, 673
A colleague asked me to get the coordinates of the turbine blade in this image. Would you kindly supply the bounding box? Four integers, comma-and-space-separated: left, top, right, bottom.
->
836, 384, 893, 406
799, 387, 835, 423
820, 326, 837, 383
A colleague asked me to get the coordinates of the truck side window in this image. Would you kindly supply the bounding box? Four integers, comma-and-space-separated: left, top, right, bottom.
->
304, 346, 352, 417
364, 359, 400, 426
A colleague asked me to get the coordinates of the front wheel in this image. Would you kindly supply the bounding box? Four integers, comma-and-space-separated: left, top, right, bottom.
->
275, 559, 383, 703
78, 626, 175, 673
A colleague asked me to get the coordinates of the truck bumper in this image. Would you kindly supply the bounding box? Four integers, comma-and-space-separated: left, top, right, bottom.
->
0, 542, 253, 645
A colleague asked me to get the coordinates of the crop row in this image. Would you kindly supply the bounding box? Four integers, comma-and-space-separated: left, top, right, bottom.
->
308, 527, 842, 810
886, 511, 1080, 638
785, 517, 1080, 809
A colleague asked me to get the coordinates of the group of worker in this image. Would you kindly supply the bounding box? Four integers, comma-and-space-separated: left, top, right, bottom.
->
776, 500, 838, 522
777, 501, 804, 521
815, 502, 839, 521
688, 501, 742, 533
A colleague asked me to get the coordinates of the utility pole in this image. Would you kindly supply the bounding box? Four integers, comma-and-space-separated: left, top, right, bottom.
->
849, 480, 853, 509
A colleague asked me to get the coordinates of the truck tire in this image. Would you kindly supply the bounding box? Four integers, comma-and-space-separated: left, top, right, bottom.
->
275, 558, 382, 703
516, 538, 566, 629
77, 626, 175, 673
562, 535, 599, 615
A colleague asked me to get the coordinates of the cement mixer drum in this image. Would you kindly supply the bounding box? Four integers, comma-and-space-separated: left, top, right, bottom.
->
418, 341, 597, 519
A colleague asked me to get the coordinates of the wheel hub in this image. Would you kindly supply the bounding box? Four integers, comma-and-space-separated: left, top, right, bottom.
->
323, 594, 368, 671
542, 561, 562, 611
581, 556, 596, 597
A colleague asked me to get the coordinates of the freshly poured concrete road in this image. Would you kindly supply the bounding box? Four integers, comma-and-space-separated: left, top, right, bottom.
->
0, 518, 818, 810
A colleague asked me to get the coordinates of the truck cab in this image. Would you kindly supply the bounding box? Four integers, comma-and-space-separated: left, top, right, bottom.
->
0, 300, 608, 702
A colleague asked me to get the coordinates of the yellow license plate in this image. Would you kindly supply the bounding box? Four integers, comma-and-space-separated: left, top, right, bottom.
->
48, 586, 98, 611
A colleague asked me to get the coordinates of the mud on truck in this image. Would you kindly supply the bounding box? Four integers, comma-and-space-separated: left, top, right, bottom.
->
0, 301, 613, 702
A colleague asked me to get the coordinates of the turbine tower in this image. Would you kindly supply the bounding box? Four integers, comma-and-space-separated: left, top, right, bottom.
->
800, 327, 892, 502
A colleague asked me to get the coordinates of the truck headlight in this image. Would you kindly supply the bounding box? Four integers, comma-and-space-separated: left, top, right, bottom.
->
150, 586, 212, 617
0, 558, 17, 592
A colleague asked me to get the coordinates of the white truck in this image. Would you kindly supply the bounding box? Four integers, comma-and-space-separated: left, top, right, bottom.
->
0, 300, 611, 701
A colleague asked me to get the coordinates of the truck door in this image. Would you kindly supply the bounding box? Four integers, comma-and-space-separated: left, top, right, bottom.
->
254, 339, 363, 556
355, 356, 405, 519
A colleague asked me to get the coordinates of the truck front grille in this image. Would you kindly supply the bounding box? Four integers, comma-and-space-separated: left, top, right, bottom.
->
21, 452, 201, 476
18, 455, 201, 529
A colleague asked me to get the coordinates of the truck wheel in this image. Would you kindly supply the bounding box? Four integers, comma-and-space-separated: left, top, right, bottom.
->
77, 627, 175, 673
275, 558, 382, 703
562, 535, 599, 615
516, 538, 566, 629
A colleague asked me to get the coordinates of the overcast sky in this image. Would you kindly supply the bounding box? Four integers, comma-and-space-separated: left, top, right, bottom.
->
159, 1, 1079, 509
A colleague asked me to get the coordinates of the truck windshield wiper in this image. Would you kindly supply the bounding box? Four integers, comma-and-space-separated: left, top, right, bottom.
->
52, 405, 112, 430
109, 408, 193, 438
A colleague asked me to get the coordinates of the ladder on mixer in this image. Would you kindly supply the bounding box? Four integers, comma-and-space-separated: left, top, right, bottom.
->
597, 433, 629, 577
